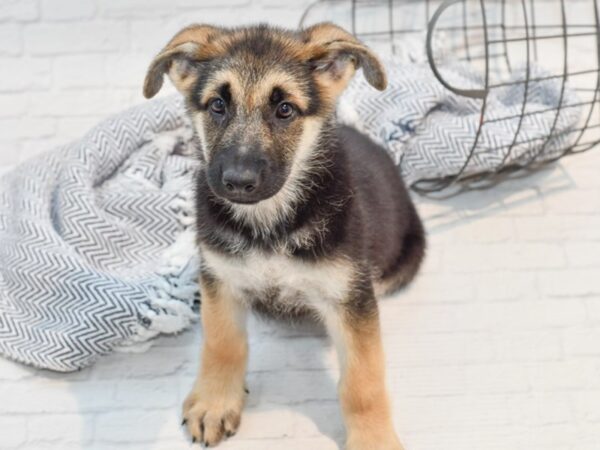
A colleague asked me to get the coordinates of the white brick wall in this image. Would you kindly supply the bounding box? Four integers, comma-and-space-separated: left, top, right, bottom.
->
0, 1, 600, 450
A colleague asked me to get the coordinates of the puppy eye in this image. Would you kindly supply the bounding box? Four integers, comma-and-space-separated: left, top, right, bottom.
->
276, 102, 294, 120
209, 98, 226, 115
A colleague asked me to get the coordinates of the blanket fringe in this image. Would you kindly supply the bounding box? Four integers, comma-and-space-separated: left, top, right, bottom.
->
117, 127, 201, 352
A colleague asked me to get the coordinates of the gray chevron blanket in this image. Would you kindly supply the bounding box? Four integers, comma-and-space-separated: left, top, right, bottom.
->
0, 60, 582, 372
0, 97, 201, 371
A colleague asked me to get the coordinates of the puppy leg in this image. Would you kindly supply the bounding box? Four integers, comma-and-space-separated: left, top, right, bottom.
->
326, 292, 404, 450
183, 275, 248, 447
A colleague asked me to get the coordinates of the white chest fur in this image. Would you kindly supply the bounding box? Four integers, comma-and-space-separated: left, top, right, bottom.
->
201, 249, 352, 311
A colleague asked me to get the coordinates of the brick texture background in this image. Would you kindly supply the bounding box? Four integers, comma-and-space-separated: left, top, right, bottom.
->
0, 1, 599, 449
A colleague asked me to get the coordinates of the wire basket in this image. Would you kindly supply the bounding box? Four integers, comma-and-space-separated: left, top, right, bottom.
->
300, 0, 600, 193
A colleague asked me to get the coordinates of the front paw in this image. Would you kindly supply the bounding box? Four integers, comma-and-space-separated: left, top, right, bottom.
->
346, 429, 405, 450
182, 381, 246, 447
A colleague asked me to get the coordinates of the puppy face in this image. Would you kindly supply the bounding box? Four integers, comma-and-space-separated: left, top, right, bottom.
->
144, 23, 386, 206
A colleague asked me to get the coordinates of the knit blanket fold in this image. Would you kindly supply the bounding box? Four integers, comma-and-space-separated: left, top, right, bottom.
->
0, 96, 200, 372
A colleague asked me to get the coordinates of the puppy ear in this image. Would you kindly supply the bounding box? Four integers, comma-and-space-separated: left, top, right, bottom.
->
303, 22, 387, 97
143, 24, 224, 98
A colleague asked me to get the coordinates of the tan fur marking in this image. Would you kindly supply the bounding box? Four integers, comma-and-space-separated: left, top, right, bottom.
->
167, 24, 220, 49
315, 61, 356, 103
248, 71, 309, 111
326, 308, 404, 450
144, 25, 228, 98
302, 22, 387, 101
167, 52, 199, 94
183, 280, 248, 446
200, 69, 309, 113
305, 22, 357, 44
200, 70, 244, 106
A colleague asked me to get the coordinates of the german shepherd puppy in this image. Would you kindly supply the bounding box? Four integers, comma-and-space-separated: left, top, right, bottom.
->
144, 23, 425, 449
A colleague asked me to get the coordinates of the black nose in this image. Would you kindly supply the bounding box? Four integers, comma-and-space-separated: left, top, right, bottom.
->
221, 168, 261, 194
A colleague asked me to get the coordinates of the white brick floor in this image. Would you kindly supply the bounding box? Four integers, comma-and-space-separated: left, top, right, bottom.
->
1, 0, 600, 449
1, 148, 599, 450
